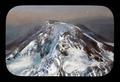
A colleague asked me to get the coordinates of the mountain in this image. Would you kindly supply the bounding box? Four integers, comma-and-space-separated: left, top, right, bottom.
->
6, 20, 114, 76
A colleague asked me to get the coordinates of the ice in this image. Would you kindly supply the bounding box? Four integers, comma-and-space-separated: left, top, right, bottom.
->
20, 40, 36, 55
47, 63, 58, 76
6, 21, 114, 76
7, 55, 33, 75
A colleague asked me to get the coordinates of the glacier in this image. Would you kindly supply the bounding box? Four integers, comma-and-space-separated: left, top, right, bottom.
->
6, 20, 114, 76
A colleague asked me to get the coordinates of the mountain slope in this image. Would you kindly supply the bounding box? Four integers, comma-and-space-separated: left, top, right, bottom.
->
6, 20, 114, 76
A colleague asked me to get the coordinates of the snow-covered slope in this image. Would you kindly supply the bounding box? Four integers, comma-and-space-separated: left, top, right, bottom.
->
6, 20, 114, 76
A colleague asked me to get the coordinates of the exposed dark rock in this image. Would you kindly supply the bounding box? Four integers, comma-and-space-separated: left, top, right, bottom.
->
6, 20, 114, 76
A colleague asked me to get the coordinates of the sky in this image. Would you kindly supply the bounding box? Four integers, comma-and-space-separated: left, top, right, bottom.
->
6, 6, 113, 25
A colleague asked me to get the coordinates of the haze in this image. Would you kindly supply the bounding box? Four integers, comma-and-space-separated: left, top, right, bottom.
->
6, 6, 114, 46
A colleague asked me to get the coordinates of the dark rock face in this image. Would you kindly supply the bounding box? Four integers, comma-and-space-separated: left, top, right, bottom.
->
6, 20, 114, 76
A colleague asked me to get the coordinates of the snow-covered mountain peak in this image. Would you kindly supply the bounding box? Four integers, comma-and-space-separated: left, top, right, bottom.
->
6, 20, 114, 76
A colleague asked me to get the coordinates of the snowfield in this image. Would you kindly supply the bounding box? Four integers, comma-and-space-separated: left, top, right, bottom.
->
6, 21, 114, 76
